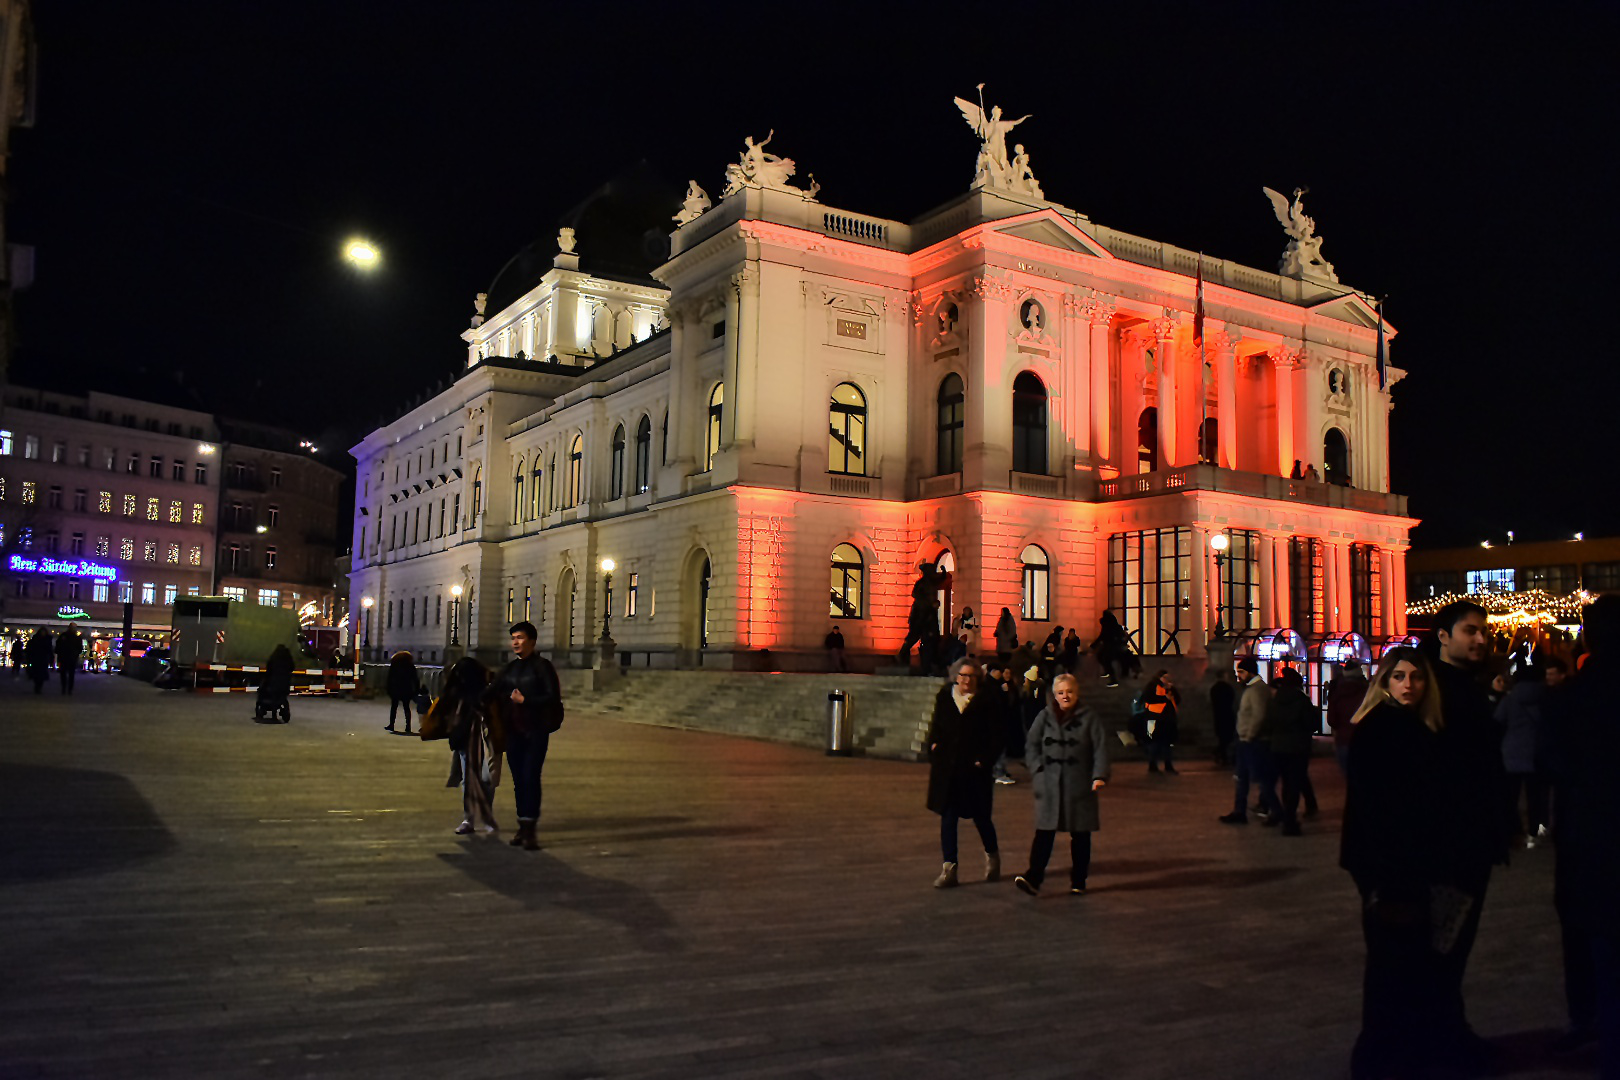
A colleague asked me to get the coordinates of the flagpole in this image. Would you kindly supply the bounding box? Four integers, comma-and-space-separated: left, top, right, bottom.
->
1195, 253, 1207, 464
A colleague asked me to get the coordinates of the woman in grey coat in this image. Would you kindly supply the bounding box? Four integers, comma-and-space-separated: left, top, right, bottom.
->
1015, 673, 1110, 896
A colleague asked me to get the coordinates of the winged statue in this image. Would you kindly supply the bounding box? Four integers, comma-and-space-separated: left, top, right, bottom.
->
721, 131, 813, 199
1262, 186, 1338, 282
955, 92, 1032, 191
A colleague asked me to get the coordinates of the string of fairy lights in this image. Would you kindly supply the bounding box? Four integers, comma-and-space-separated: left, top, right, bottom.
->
1406, 588, 1595, 626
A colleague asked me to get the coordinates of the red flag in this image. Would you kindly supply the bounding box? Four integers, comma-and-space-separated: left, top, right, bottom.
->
1192, 255, 1205, 353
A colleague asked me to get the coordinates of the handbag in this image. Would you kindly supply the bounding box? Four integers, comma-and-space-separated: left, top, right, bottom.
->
413, 686, 433, 715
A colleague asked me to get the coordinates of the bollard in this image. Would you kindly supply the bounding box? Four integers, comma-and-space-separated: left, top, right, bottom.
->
826, 689, 853, 756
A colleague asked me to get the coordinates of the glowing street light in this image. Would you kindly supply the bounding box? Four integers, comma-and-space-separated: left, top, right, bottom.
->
344, 238, 380, 269
600, 558, 616, 641
361, 595, 374, 651
449, 583, 463, 646
1209, 532, 1231, 639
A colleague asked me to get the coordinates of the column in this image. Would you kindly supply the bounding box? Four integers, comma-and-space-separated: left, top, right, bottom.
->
1121, 328, 1148, 474
548, 278, 580, 360
1378, 389, 1394, 493
1153, 314, 1179, 469
1301, 352, 1325, 474
1390, 547, 1409, 634
1324, 541, 1342, 632
1061, 294, 1090, 466
722, 280, 742, 451
1379, 548, 1397, 639
732, 267, 760, 448
1274, 534, 1292, 629
964, 274, 1013, 489
1190, 524, 1210, 654
1273, 349, 1298, 476
1086, 298, 1114, 466
1257, 533, 1277, 628
1215, 329, 1238, 469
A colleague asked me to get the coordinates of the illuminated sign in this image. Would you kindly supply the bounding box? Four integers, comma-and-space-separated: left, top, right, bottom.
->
7, 555, 119, 582
56, 606, 90, 620
835, 319, 867, 340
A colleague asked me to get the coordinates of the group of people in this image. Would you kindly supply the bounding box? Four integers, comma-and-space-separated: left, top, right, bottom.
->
406, 621, 565, 852
1215, 659, 1321, 835
7, 627, 86, 695
1334, 599, 1618, 1078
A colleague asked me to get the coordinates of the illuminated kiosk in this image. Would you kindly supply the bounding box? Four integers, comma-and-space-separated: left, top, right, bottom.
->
1230, 627, 1305, 684
1372, 632, 1421, 660
346, 97, 1415, 672
1304, 630, 1371, 719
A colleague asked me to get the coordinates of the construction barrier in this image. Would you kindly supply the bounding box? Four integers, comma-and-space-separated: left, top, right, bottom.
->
188, 663, 357, 695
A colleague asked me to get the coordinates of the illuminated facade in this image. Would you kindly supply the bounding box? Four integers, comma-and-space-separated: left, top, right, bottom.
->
350, 141, 1414, 669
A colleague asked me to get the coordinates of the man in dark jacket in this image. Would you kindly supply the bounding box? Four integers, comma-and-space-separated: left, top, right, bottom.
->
1268, 668, 1319, 837
1326, 660, 1368, 775
1209, 668, 1237, 765
1547, 595, 1620, 1069
54, 627, 85, 695
1427, 600, 1514, 1068
484, 620, 563, 852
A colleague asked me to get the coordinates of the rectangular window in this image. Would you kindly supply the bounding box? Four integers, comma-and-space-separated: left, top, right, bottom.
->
188, 586, 199, 596
120, 537, 134, 561
95, 536, 110, 557
1107, 527, 1192, 656
145, 497, 159, 521
141, 582, 156, 604
259, 589, 280, 607
1350, 544, 1384, 639
127, 452, 139, 474
227, 544, 241, 571
192, 503, 204, 525
436, 595, 442, 625
438, 499, 446, 536
626, 573, 638, 617
452, 493, 460, 531
73, 489, 87, 512
1289, 538, 1326, 634
386, 600, 393, 629
524, 585, 532, 620
267, 505, 279, 529
1212, 530, 1261, 637
188, 545, 202, 566
506, 588, 514, 623
44, 531, 60, 553
172, 460, 184, 481
70, 532, 85, 556
166, 543, 180, 564
265, 546, 277, 570
93, 581, 109, 603
44, 580, 55, 599
164, 584, 178, 605
22, 481, 36, 504
123, 493, 136, 516
143, 541, 157, 562
67, 581, 81, 601
78, 445, 91, 467
99, 490, 112, 513
51, 441, 65, 463
24, 435, 39, 459
104, 448, 116, 470
409, 597, 416, 626
149, 455, 163, 478
271, 467, 282, 487
169, 501, 182, 523
48, 485, 62, 509
223, 586, 246, 603
1466, 568, 1515, 594
195, 464, 207, 485
0, 429, 10, 455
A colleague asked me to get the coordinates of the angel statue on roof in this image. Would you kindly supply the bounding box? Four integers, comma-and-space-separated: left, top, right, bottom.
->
1263, 186, 1339, 282
955, 86, 1032, 191
722, 130, 804, 197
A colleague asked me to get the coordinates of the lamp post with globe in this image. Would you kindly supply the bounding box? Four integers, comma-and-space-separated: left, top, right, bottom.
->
361, 595, 374, 659
598, 558, 617, 668
1209, 532, 1230, 640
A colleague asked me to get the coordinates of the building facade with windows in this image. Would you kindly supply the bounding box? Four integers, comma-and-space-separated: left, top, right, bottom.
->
0, 386, 221, 641
1408, 535, 1620, 603
349, 129, 1414, 669
213, 421, 344, 625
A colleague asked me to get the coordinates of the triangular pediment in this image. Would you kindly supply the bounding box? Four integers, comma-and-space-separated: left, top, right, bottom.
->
1309, 293, 1391, 333
994, 213, 1113, 259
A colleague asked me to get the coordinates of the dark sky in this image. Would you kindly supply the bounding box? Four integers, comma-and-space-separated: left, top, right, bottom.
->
10, 1, 1616, 548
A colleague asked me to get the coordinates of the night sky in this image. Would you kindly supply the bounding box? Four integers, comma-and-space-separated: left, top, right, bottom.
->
10, 2, 1615, 548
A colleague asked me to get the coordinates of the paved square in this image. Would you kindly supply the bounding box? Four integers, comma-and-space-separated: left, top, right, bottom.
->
0, 673, 1585, 1078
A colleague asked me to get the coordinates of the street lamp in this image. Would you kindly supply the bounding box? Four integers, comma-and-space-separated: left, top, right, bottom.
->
449, 584, 462, 646
361, 595, 374, 656
344, 238, 380, 269
1209, 532, 1230, 640
599, 558, 615, 640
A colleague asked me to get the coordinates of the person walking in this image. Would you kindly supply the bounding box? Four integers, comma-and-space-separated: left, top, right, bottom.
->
1269, 667, 1320, 836
1221, 658, 1280, 824
1093, 610, 1130, 687
1015, 673, 1109, 896
824, 626, 849, 673
1546, 595, 1620, 1070
24, 629, 52, 695
994, 607, 1019, 662
1327, 660, 1369, 775
1496, 663, 1552, 848
1210, 667, 1238, 766
385, 650, 420, 734
1427, 600, 1514, 1071
925, 658, 1002, 888
426, 657, 503, 837
1340, 645, 1446, 1080
54, 627, 84, 695
9, 635, 22, 676
484, 621, 563, 852
1134, 670, 1180, 774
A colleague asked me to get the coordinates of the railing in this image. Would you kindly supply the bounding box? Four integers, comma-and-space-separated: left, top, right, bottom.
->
1010, 471, 1062, 497
822, 211, 890, 246
918, 473, 961, 499
828, 474, 875, 497
1095, 464, 1408, 516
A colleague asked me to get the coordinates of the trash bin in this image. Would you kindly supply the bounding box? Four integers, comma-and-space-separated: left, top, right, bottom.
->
826, 689, 853, 756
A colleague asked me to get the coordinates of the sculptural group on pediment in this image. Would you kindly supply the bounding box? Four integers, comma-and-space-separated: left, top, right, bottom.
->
720, 131, 819, 200
1263, 186, 1338, 282
955, 89, 1043, 198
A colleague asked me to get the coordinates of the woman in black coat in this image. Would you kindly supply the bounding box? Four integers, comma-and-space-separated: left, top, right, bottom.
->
1340, 645, 1446, 1080
385, 650, 420, 734
24, 629, 53, 694
926, 658, 1003, 888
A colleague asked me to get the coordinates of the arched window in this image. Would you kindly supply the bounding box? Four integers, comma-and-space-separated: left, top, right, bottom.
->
1198, 418, 1218, 465
531, 458, 542, 519
661, 408, 670, 466
513, 462, 525, 523
830, 543, 864, 618
470, 465, 482, 521
1011, 371, 1048, 474
547, 454, 557, 512
610, 424, 626, 500
1137, 407, 1159, 474
705, 384, 724, 471
634, 415, 652, 493
1324, 428, 1350, 487
828, 383, 867, 475
567, 435, 584, 507
936, 373, 965, 475
1020, 544, 1050, 621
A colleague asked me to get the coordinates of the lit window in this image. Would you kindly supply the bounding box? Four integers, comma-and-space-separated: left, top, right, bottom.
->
1466, 568, 1515, 594
95, 536, 110, 557
166, 543, 180, 565
93, 582, 109, 603
99, 490, 112, 513
187, 586, 199, 596
24, 435, 39, 459
567, 435, 583, 507
143, 541, 157, 562
52, 442, 65, 463
191, 503, 204, 525
119, 581, 133, 603
265, 546, 277, 570
145, 497, 159, 521
0, 475, 5, 501
1021, 544, 1050, 621
164, 584, 177, 605
506, 588, 514, 623
141, 582, 156, 604
267, 505, 278, 529
627, 572, 639, 617
830, 543, 864, 618
120, 537, 134, 561
223, 586, 246, 603
126, 452, 138, 474
705, 384, 724, 470
188, 545, 202, 566
259, 589, 280, 607
123, 494, 136, 516
610, 425, 626, 500
21, 481, 35, 504
635, 416, 652, 494
828, 383, 868, 475
169, 501, 182, 523
0, 429, 10, 455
